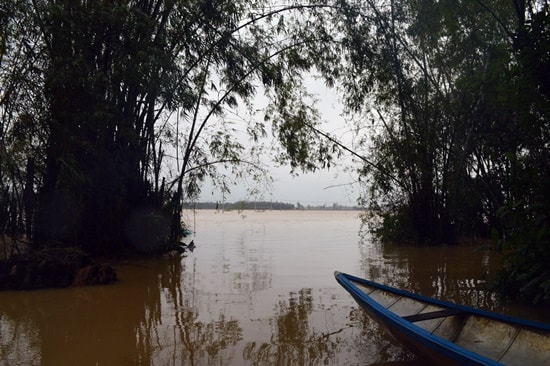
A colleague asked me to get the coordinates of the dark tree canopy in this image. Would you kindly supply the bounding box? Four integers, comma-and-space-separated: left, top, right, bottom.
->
1, 0, 339, 257
328, 0, 549, 303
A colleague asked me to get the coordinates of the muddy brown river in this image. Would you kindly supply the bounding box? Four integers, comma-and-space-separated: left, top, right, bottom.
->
1, 210, 548, 365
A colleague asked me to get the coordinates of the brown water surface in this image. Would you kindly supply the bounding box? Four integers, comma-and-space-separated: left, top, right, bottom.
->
1, 210, 548, 365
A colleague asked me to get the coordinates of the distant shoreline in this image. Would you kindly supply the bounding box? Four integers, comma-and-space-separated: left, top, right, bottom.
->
184, 201, 361, 211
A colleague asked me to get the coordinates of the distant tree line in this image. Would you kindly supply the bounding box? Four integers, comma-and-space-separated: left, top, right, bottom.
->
184, 201, 360, 210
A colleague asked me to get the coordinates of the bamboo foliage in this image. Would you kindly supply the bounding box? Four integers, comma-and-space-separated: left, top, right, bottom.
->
0, 0, 341, 256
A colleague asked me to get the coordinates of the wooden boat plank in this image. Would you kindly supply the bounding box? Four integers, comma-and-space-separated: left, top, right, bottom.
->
403, 308, 465, 323
412, 304, 453, 333
455, 316, 518, 361
387, 297, 429, 318
365, 288, 402, 308
499, 328, 550, 365
430, 313, 465, 342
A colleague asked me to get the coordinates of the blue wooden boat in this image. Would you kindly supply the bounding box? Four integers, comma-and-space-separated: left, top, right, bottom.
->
335, 271, 550, 365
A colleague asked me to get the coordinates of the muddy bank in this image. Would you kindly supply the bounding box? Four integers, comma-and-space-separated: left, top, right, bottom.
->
0, 248, 116, 290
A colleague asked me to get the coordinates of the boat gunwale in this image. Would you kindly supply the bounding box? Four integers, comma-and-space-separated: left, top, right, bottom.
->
334, 271, 550, 365
335, 271, 550, 331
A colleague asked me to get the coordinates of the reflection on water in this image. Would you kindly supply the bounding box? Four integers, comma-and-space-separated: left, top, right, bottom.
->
1, 210, 549, 365
361, 241, 500, 309
243, 288, 340, 365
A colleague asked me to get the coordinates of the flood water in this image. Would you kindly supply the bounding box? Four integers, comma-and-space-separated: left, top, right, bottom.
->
1, 210, 549, 365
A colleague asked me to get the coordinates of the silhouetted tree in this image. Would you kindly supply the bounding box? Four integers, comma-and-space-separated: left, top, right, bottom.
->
1, 1, 340, 257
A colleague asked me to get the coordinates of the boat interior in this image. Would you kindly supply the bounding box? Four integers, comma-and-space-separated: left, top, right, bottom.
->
352, 280, 550, 366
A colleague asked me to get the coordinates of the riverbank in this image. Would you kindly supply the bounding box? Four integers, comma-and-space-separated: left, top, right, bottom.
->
0, 247, 116, 290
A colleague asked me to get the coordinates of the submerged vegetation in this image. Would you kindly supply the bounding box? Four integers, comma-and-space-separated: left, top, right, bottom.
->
0, 1, 548, 302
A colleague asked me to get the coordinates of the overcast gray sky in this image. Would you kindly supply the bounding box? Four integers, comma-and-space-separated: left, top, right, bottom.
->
269, 166, 359, 206
198, 77, 362, 206
199, 164, 359, 206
